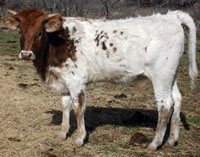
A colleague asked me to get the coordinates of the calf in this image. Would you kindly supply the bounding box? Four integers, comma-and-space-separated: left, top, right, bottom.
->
4, 9, 198, 150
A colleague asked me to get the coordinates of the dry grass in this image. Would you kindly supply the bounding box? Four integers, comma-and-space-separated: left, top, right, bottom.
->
0, 31, 200, 157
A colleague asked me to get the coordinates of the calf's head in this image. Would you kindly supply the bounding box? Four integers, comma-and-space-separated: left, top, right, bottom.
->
4, 9, 64, 60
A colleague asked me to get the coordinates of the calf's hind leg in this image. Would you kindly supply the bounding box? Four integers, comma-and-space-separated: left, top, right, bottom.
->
165, 80, 182, 147
147, 79, 174, 151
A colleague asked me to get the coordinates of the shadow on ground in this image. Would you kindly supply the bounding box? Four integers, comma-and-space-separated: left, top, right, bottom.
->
45, 107, 190, 136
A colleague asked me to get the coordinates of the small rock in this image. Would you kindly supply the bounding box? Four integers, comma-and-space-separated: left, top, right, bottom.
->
114, 93, 127, 99
9, 66, 14, 70
18, 83, 28, 88
129, 132, 149, 146
8, 137, 21, 142
41, 151, 57, 157
34, 78, 39, 81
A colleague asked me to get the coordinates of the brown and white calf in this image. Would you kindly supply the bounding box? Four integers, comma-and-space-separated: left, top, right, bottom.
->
4, 9, 198, 150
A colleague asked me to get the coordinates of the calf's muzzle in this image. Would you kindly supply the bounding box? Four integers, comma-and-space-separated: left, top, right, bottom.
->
19, 50, 35, 60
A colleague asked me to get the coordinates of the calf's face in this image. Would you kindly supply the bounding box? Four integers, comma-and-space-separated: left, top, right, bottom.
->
4, 9, 63, 60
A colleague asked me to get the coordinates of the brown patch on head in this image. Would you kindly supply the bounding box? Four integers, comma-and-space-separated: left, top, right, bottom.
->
9, 9, 76, 81
113, 30, 117, 33
12, 9, 48, 51
110, 43, 113, 47
113, 47, 117, 52
102, 42, 107, 50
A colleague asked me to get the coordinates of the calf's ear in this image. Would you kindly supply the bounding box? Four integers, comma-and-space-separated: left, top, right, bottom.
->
45, 14, 63, 33
3, 16, 19, 30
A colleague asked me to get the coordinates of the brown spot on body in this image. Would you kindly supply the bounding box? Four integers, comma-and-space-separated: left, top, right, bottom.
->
106, 50, 110, 58
104, 32, 109, 39
113, 30, 117, 33
100, 35, 104, 39
106, 53, 109, 58
120, 31, 123, 35
102, 42, 107, 50
113, 47, 117, 52
78, 90, 84, 106
145, 47, 147, 53
110, 43, 113, 47
72, 26, 77, 33
95, 34, 100, 46
47, 28, 77, 68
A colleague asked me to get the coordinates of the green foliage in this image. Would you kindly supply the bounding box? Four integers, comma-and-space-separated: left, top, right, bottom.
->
0, 31, 20, 53
192, 117, 200, 126
104, 146, 118, 155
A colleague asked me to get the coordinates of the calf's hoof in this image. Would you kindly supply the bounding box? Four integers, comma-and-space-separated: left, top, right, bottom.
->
73, 138, 84, 149
144, 143, 157, 151
56, 131, 67, 141
163, 141, 177, 149
163, 143, 172, 149
144, 146, 157, 151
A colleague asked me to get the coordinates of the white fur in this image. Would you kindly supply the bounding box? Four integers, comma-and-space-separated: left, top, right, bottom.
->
47, 11, 197, 149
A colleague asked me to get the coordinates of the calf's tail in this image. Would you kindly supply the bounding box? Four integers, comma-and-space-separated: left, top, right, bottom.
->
170, 11, 198, 88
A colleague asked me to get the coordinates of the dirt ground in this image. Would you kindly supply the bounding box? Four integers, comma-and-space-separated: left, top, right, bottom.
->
0, 30, 200, 157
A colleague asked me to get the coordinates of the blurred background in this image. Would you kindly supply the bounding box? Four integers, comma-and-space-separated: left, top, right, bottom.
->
0, 0, 199, 20
1, 0, 199, 38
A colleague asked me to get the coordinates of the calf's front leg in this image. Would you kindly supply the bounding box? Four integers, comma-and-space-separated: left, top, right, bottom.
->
57, 93, 72, 140
72, 90, 86, 148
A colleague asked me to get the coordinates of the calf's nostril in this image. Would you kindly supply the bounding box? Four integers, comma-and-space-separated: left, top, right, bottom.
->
28, 53, 32, 58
